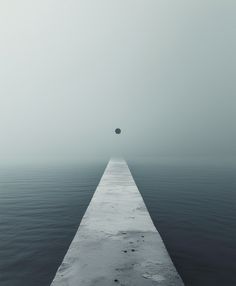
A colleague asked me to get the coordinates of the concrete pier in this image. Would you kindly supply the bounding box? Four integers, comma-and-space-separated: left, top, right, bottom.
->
51, 158, 184, 286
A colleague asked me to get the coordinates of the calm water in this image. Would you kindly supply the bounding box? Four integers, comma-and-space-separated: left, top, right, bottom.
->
0, 159, 235, 286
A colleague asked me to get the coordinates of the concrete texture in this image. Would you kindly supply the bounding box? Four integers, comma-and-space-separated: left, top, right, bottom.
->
51, 158, 184, 286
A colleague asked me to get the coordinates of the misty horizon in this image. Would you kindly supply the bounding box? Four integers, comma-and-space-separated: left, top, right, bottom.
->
1, 0, 235, 164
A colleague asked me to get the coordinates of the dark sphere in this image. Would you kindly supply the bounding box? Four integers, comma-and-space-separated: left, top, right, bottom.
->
115, 128, 121, 134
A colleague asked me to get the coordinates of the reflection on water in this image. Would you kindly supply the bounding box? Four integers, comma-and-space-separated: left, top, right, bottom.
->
0, 158, 235, 286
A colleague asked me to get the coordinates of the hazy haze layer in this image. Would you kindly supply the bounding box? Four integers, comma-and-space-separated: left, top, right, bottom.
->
0, 0, 235, 163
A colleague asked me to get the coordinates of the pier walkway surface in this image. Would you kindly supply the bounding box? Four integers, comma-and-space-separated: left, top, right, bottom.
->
51, 158, 184, 286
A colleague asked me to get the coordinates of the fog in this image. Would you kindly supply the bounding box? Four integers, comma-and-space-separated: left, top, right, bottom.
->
0, 0, 235, 164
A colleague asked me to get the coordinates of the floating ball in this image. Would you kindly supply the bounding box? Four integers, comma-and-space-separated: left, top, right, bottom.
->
115, 128, 121, 134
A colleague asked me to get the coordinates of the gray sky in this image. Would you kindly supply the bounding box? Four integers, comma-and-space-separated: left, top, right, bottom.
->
0, 0, 235, 163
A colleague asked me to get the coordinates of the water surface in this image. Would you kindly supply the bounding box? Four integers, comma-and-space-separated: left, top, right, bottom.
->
0, 158, 235, 286
129, 158, 236, 286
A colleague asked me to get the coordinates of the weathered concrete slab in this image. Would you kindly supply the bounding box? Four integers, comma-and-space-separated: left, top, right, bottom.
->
51, 158, 184, 286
